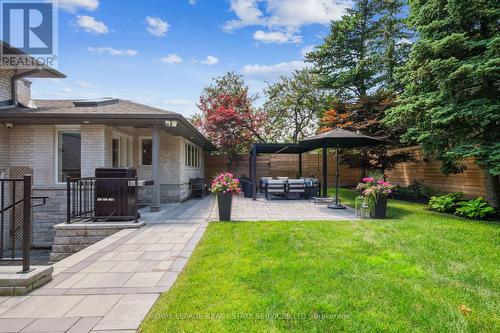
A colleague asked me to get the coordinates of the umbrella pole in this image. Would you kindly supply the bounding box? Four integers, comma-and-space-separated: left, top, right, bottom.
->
322, 145, 328, 197
329, 146, 346, 209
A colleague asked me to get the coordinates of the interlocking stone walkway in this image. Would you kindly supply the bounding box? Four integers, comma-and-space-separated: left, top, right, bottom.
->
0, 197, 215, 333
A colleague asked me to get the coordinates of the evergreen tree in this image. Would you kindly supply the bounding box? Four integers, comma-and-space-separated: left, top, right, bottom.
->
307, 0, 410, 99
377, 0, 412, 92
384, 0, 500, 206
307, 0, 380, 100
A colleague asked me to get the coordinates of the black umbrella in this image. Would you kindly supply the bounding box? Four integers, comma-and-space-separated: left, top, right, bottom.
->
300, 129, 385, 209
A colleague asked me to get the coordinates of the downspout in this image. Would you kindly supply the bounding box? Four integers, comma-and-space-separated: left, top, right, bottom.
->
11, 69, 41, 105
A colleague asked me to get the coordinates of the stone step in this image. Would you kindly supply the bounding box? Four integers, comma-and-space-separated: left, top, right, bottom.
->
53, 236, 108, 246
49, 252, 73, 263
51, 244, 89, 254
53, 228, 121, 237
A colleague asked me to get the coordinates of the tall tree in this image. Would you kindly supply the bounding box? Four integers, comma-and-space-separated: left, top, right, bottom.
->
384, 0, 500, 207
307, 0, 381, 100
307, 0, 410, 100
261, 69, 331, 143
309, 0, 412, 177
193, 72, 266, 169
377, 0, 412, 92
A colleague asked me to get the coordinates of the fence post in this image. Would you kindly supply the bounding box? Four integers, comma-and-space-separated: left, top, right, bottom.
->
66, 176, 71, 224
0, 179, 4, 261
134, 177, 138, 223
22, 175, 31, 273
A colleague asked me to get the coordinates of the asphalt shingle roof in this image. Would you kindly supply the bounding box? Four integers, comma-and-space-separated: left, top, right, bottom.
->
25, 99, 176, 115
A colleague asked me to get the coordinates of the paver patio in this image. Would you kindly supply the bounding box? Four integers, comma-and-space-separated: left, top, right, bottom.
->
211, 194, 357, 221
0, 194, 355, 332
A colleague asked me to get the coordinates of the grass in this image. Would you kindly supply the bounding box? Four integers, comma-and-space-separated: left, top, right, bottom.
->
140, 189, 500, 333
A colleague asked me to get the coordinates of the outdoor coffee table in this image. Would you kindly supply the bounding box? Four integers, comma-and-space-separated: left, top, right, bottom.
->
310, 197, 335, 205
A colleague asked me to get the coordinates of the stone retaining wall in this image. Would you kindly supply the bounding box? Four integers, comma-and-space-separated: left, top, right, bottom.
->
49, 221, 144, 262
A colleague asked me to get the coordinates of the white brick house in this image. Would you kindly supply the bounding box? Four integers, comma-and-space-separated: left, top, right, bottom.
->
0, 42, 214, 247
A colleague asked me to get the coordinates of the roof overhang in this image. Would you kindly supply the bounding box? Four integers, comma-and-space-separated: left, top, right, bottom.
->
1, 41, 66, 78
15, 68, 66, 79
0, 111, 216, 151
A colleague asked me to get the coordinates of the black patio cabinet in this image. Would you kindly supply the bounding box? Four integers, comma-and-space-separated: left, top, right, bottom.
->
95, 167, 138, 221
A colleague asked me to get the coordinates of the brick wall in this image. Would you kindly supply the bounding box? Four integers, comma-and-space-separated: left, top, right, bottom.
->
0, 125, 8, 170
0, 123, 208, 245
133, 128, 203, 201
179, 138, 204, 200
16, 79, 31, 106
81, 125, 109, 177
8, 125, 55, 186
0, 68, 14, 101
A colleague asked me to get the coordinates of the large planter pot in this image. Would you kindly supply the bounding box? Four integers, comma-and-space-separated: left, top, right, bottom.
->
217, 192, 233, 221
371, 195, 388, 219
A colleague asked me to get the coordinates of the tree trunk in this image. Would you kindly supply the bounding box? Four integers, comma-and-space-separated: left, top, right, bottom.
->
483, 170, 500, 208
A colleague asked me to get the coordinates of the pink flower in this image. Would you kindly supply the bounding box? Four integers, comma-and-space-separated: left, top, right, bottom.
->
210, 172, 241, 195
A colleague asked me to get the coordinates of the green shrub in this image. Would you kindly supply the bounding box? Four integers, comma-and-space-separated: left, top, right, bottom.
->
428, 193, 463, 213
455, 197, 496, 219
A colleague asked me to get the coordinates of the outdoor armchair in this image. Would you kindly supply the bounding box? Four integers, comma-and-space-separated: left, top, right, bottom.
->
190, 177, 207, 198
260, 177, 273, 193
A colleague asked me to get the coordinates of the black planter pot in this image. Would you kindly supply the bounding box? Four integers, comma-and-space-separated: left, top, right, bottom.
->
371, 195, 388, 219
217, 192, 233, 221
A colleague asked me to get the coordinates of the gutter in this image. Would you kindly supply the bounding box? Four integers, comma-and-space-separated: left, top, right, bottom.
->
11, 69, 41, 105
0, 104, 17, 110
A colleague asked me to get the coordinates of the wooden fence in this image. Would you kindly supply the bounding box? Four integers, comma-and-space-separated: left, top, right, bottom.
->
204, 146, 487, 198
385, 146, 486, 198
206, 153, 362, 187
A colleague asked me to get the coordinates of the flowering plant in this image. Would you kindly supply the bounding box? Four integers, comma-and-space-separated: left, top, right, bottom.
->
356, 177, 394, 200
210, 172, 241, 194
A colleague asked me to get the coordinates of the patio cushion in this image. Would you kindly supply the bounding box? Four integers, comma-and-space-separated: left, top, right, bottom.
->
287, 179, 305, 193
266, 180, 286, 194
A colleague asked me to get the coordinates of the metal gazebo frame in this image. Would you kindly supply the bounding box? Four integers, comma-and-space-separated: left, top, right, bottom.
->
249, 129, 385, 208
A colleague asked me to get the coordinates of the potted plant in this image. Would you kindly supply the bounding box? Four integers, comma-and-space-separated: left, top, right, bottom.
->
356, 177, 394, 218
210, 172, 241, 221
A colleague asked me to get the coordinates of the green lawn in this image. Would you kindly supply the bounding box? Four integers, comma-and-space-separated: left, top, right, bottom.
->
140, 189, 499, 333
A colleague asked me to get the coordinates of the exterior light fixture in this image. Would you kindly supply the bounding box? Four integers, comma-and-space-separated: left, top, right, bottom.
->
165, 120, 178, 127
83, 121, 90, 124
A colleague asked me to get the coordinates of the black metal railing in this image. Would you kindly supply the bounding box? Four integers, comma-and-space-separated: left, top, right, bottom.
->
67, 177, 139, 223
0, 175, 46, 273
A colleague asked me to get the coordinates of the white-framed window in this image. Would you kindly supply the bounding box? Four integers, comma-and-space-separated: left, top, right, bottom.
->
56, 129, 81, 183
112, 132, 133, 168
139, 136, 152, 166
185, 142, 201, 168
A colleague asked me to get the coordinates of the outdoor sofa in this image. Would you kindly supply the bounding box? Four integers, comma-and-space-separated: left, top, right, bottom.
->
263, 178, 314, 200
